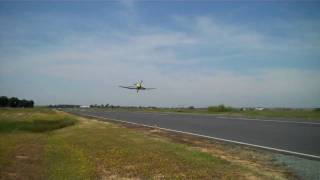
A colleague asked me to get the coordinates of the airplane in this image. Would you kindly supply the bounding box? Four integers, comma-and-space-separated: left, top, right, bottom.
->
119, 80, 156, 93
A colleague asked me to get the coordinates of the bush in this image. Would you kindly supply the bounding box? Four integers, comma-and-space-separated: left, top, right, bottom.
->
208, 104, 233, 112
0, 118, 77, 133
25, 118, 77, 132
0, 96, 9, 107
0, 96, 34, 107
314, 108, 320, 112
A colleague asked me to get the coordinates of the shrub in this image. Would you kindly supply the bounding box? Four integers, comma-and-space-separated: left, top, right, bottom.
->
0, 118, 77, 133
314, 108, 320, 112
0, 96, 34, 107
208, 104, 233, 112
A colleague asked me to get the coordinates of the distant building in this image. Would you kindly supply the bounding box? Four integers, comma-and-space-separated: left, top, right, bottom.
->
255, 107, 265, 111
80, 105, 90, 108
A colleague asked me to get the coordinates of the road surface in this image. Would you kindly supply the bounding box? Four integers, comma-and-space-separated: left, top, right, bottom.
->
65, 109, 320, 159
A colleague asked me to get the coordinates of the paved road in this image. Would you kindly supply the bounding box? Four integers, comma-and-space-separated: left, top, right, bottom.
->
65, 109, 320, 159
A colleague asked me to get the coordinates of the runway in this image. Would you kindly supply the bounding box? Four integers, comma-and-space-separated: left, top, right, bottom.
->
65, 109, 320, 159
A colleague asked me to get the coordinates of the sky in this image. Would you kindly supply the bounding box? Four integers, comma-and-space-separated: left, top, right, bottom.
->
0, 1, 320, 108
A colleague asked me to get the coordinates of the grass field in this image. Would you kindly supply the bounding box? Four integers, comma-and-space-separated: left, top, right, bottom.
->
0, 108, 295, 179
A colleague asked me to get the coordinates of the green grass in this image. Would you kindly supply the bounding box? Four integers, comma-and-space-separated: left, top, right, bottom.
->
0, 108, 290, 179
56, 122, 247, 179
45, 136, 93, 180
0, 119, 76, 133
0, 108, 77, 133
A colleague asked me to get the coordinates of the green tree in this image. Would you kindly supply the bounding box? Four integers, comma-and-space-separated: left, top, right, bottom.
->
208, 104, 233, 112
18, 99, 28, 107
27, 100, 34, 107
0, 96, 9, 107
8, 97, 19, 107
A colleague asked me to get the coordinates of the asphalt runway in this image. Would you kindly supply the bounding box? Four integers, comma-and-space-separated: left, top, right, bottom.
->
65, 109, 320, 159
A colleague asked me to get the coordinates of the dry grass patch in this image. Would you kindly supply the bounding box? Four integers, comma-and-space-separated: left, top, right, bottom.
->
0, 133, 46, 180
115, 121, 298, 179
0, 108, 297, 179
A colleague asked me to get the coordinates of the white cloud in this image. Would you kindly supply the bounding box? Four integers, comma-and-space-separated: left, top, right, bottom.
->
20, 49, 320, 107
1, 13, 319, 107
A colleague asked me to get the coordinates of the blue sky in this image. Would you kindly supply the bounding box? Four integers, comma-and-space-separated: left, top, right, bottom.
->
0, 1, 320, 107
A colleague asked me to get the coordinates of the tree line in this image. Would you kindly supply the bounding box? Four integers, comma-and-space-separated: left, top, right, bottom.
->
0, 96, 34, 108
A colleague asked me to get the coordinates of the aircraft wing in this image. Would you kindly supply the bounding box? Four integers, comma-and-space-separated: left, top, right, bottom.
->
119, 86, 137, 89
142, 87, 156, 90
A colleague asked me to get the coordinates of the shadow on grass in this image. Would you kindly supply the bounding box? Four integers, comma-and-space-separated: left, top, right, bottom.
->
0, 118, 77, 133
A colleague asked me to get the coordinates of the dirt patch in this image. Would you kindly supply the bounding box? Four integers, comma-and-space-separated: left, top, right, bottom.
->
0, 135, 45, 180
96, 163, 140, 180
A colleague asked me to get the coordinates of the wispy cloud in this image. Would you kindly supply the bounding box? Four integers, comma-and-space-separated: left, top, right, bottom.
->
0, 2, 319, 107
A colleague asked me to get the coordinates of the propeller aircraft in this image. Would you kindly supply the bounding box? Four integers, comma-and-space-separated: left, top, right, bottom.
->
119, 81, 156, 93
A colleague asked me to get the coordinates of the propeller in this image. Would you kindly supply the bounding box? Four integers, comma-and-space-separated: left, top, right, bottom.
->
134, 80, 143, 87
